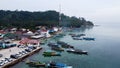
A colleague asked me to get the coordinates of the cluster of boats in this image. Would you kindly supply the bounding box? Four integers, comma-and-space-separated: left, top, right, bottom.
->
25, 33, 89, 68
45, 41, 88, 56
26, 59, 72, 68
69, 33, 95, 41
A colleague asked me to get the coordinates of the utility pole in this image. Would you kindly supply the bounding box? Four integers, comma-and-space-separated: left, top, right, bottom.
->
59, 4, 61, 26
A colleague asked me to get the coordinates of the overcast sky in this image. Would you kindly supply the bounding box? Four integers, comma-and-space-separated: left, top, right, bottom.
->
0, 0, 120, 25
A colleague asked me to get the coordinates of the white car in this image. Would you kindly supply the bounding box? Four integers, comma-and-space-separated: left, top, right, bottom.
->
1, 59, 9, 64
0, 60, 5, 66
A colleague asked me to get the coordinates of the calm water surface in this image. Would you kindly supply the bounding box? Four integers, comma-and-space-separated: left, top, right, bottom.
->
11, 25, 120, 68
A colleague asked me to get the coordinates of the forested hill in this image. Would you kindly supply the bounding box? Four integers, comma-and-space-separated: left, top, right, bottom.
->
0, 10, 94, 29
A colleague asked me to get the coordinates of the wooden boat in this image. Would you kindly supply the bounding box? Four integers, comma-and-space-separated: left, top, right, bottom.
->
66, 49, 88, 55
43, 51, 61, 56
26, 60, 46, 67
61, 44, 74, 49
51, 47, 64, 51
71, 34, 85, 37
83, 37, 95, 41
48, 43, 59, 47
57, 41, 74, 48
72, 37, 83, 40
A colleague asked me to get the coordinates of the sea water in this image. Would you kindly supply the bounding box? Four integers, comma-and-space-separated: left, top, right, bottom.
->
11, 25, 120, 68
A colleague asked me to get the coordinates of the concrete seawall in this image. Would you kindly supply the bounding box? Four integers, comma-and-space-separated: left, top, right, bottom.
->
1, 47, 42, 68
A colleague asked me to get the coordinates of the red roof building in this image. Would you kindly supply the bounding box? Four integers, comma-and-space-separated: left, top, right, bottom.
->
19, 38, 40, 45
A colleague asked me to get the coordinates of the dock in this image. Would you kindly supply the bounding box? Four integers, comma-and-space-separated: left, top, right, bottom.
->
1, 47, 42, 68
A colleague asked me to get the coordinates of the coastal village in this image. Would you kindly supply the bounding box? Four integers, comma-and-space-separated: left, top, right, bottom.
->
0, 26, 95, 68
0, 4, 94, 68
0, 26, 63, 68
1, 0, 120, 68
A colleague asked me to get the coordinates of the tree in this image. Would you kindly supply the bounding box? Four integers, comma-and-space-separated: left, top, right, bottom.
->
0, 10, 94, 29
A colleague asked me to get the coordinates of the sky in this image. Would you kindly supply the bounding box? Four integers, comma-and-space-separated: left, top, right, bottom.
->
0, 0, 120, 25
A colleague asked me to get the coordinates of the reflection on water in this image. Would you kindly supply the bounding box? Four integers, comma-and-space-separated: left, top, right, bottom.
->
11, 26, 120, 68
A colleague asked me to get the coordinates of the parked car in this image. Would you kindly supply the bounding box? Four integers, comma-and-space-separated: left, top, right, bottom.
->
28, 46, 36, 50
5, 58, 13, 62
19, 52, 25, 55
21, 51, 28, 54
10, 54, 19, 59
0, 54, 3, 57
25, 49, 32, 52
1, 59, 9, 64
17, 45, 26, 48
0, 60, 4, 66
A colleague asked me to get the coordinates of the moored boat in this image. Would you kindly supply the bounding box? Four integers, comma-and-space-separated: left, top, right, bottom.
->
51, 47, 64, 51
83, 37, 95, 41
61, 44, 74, 49
26, 60, 46, 67
43, 51, 61, 56
57, 41, 74, 48
66, 49, 88, 55
47, 61, 73, 68
72, 37, 83, 40
71, 34, 85, 37
48, 43, 59, 47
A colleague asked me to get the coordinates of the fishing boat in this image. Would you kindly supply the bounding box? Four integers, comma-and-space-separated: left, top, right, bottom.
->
66, 49, 88, 55
47, 61, 73, 68
51, 47, 64, 51
71, 34, 85, 37
25, 60, 46, 67
57, 41, 74, 48
83, 37, 95, 41
48, 42, 59, 47
61, 44, 74, 49
43, 51, 61, 56
72, 37, 83, 40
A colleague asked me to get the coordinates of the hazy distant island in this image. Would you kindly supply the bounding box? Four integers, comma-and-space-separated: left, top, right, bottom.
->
0, 10, 94, 29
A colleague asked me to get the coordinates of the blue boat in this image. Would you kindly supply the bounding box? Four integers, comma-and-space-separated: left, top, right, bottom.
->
72, 37, 83, 40
47, 62, 72, 68
83, 37, 95, 41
